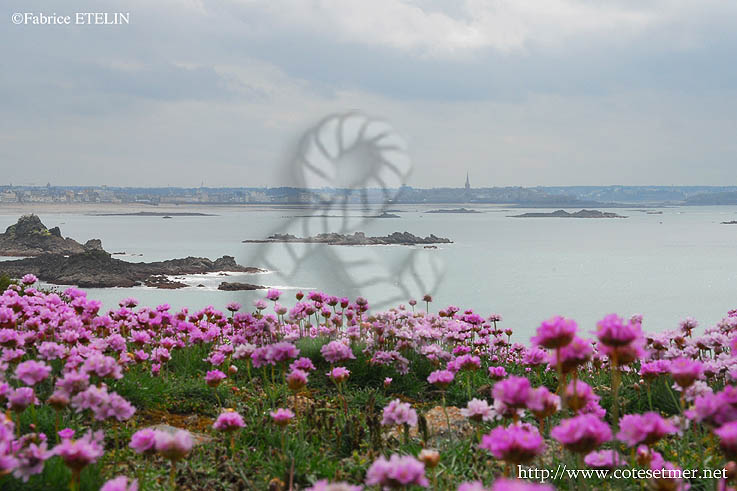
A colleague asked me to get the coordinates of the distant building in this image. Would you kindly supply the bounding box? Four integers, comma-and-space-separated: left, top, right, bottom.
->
464, 172, 471, 202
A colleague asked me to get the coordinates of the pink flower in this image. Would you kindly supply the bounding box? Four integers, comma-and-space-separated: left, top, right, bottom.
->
213, 411, 245, 433
12, 435, 50, 482
669, 358, 704, 388
266, 289, 282, 301
448, 354, 481, 372
327, 366, 350, 383
460, 398, 495, 422
15, 360, 51, 386
640, 360, 671, 380
479, 424, 545, 464
58, 428, 75, 440
427, 369, 454, 388
549, 337, 593, 373
129, 429, 157, 455
287, 369, 308, 391
320, 340, 355, 364
584, 449, 625, 470
492, 376, 532, 409
101, 476, 139, 491
154, 430, 193, 461
527, 387, 561, 419
205, 369, 226, 388
289, 357, 316, 372
8, 387, 38, 412
382, 399, 418, 427
617, 412, 677, 447
531, 315, 577, 349
596, 314, 639, 347
270, 408, 295, 427
52, 430, 105, 472
488, 366, 508, 380
522, 348, 548, 367
21, 274, 37, 285
384, 377, 393, 387
365, 454, 429, 488
226, 302, 241, 312
715, 421, 737, 459
564, 380, 599, 412
551, 414, 612, 453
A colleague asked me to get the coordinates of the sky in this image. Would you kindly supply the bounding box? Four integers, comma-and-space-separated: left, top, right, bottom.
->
1, 0, 737, 188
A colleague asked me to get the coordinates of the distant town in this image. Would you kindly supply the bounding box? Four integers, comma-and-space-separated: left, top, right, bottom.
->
2, 181, 737, 207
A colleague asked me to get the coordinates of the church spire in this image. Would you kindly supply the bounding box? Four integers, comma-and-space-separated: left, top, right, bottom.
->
465, 172, 470, 190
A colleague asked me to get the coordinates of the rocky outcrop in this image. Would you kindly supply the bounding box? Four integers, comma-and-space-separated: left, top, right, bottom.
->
217, 282, 266, 291
244, 231, 452, 246
0, 250, 265, 288
0, 215, 98, 256
508, 209, 627, 219
426, 208, 481, 214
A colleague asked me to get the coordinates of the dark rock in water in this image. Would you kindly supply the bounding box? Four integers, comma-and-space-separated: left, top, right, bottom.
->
218, 281, 266, 291
144, 276, 188, 289
508, 209, 627, 219
0, 215, 94, 256
369, 212, 400, 218
426, 208, 481, 214
722, 221, 737, 225
244, 231, 452, 246
0, 250, 265, 289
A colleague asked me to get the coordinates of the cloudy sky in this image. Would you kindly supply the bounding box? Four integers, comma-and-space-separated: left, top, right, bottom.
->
2, 0, 737, 188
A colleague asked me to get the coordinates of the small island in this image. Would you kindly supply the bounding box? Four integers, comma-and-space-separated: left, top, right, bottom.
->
244, 231, 452, 246
89, 212, 216, 217
721, 221, 737, 225
426, 208, 481, 214
0, 216, 264, 288
217, 282, 266, 291
508, 209, 627, 219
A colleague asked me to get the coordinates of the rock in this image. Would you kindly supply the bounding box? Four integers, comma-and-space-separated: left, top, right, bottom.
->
426, 208, 481, 214
388, 406, 472, 443
83, 239, 104, 251
144, 276, 187, 289
218, 282, 266, 291
0, 215, 87, 256
508, 209, 627, 219
0, 249, 265, 289
244, 231, 452, 246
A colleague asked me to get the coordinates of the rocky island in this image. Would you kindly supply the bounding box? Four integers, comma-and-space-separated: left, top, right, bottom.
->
426, 208, 481, 214
508, 209, 627, 219
244, 231, 452, 246
0, 214, 101, 256
0, 216, 265, 288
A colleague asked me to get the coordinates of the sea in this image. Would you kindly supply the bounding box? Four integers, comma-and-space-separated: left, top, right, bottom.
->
1, 204, 736, 341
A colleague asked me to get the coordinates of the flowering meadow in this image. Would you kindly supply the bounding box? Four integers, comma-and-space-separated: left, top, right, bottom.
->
1, 275, 737, 490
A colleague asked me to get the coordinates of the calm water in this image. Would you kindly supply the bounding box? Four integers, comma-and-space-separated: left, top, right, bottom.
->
1, 205, 736, 340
